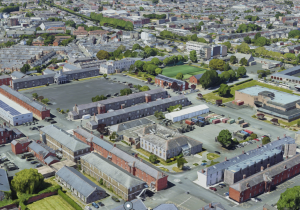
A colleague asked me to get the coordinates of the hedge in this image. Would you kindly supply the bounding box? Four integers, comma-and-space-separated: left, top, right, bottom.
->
212, 78, 254, 93
58, 190, 82, 210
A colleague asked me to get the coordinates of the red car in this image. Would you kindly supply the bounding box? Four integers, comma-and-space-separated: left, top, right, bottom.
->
254, 139, 260, 141
209, 187, 217, 191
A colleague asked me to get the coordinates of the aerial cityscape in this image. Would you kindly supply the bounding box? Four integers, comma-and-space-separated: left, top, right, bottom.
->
0, 0, 300, 210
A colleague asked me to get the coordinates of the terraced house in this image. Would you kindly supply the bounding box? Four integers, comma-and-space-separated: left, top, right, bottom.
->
40, 125, 90, 162
81, 153, 147, 201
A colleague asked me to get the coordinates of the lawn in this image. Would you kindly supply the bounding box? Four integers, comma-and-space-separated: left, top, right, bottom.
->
206, 161, 220, 167
207, 153, 220, 160
203, 80, 300, 104
27, 195, 75, 210
162, 65, 206, 79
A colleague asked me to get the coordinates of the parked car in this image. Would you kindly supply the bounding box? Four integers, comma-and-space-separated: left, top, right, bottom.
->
111, 196, 120, 202
224, 192, 229, 196
31, 161, 38, 164
215, 151, 221, 154
201, 162, 207, 166
209, 187, 217, 191
35, 163, 43, 168
98, 202, 104, 206
251, 198, 259, 202
26, 158, 34, 161
254, 138, 260, 141
219, 183, 226, 187
92, 202, 99, 209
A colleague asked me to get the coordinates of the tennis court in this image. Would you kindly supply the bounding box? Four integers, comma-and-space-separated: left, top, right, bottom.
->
162, 65, 206, 79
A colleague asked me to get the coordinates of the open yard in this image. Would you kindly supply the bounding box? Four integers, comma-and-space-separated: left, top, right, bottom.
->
27, 195, 75, 210
162, 65, 206, 79
203, 80, 300, 104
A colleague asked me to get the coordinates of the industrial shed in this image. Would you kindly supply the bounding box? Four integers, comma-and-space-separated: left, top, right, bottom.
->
165, 105, 209, 122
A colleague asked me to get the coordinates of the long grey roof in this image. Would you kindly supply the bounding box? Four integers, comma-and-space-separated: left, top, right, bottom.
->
56, 166, 105, 197
77, 88, 167, 110
230, 153, 300, 192
201, 136, 295, 176
0, 168, 10, 192
156, 74, 186, 86
73, 127, 113, 151
81, 153, 145, 189
95, 95, 187, 121
0, 85, 48, 112
154, 204, 178, 210
40, 125, 90, 152
109, 118, 153, 132
44, 156, 59, 164
28, 141, 54, 158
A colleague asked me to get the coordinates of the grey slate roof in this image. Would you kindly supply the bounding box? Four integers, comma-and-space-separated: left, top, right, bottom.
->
56, 166, 105, 197
156, 74, 186, 86
28, 141, 54, 158
0, 85, 48, 112
154, 204, 178, 210
230, 153, 300, 192
44, 156, 59, 165
95, 95, 187, 122
109, 118, 153, 132
192, 73, 204, 80
73, 127, 113, 151
111, 199, 147, 210
202, 136, 295, 176
81, 153, 145, 189
40, 125, 90, 152
11, 71, 26, 79
0, 169, 10, 192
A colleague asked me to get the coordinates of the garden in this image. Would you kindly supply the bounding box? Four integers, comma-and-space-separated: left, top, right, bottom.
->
162, 65, 206, 79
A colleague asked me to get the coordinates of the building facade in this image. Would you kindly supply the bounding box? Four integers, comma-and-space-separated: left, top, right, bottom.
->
186, 41, 227, 59
0, 75, 11, 86
99, 58, 141, 74
11, 138, 31, 154
40, 125, 90, 162
0, 85, 50, 120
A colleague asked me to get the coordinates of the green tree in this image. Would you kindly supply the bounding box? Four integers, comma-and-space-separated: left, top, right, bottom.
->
262, 136, 271, 145
190, 50, 197, 63
149, 154, 158, 163
237, 43, 250, 53
117, 45, 126, 52
135, 60, 145, 71
155, 68, 163, 75
120, 88, 132, 96
152, 0, 159, 4
176, 72, 184, 80
277, 186, 300, 210
151, 57, 162, 65
218, 84, 231, 97
199, 70, 220, 89
139, 7, 144, 11
92, 95, 107, 102
222, 41, 231, 51
224, 63, 231, 71
230, 56, 237, 64
250, 133, 258, 139
254, 32, 261, 40
177, 157, 187, 169
217, 129, 233, 147
239, 57, 248, 66
132, 43, 142, 51
236, 66, 247, 78
219, 71, 231, 83
140, 86, 150, 91
103, 74, 107, 79
20, 64, 30, 73
244, 36, 251, 44
191, 34, 198, 41
41, 98, 50, 104
288, 30, 300, 38
209, 59, 225, 71
32, 93, 38, 99
11, 169, 44, 195
96, 50, 110, 60
99, 178, 103, 185
154, 111, 164, 119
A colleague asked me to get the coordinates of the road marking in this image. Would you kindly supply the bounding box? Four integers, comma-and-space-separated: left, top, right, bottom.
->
177, 196, 191, 207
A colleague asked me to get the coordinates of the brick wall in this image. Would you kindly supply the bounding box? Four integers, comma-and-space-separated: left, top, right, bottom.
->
26, 191, 57, 204
11, 141, 31, 154
0, 203, 18, 210
73, 131, 93, 151
0, 78, 11, 86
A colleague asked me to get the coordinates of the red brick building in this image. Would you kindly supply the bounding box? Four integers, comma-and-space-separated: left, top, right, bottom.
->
0, 123, 22, 145
72, 26, 88, 36
0, 85, 50, 120
189, 73, 204, 85
11, 137, 31, 154
229, 154, 300, 203
28, 141, 57, 165
155, 74, 189, 91
74, 127, 168, 191
0, 75, 11, 86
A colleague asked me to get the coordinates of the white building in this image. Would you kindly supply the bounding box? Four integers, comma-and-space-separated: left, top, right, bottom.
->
99, 58, 141, 74
141, 32, 156, 43
0, 94, 33, 126
186, 41, 227, 59
165, 105, 209, 123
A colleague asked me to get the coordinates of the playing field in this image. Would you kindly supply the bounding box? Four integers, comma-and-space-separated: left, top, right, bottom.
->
27, 195, 75, 210
162, 65, 206, 79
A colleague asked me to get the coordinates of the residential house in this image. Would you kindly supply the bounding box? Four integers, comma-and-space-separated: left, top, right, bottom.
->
11, 137, 31, 154
155, 74, 189, 91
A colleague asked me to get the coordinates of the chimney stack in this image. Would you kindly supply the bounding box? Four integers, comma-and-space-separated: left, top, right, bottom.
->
257, 145, 259, 148
284, 134, 286, 138
243, 174, 246, 179
284, 165, 287, 169
201, 169, 204, 173
261, 166, 264, 171
209, 203, 212, 208
113, 144, 116, 147
261, 143, 263, 147
277, 136, 280, 140
267, 164, 270, 168
225, 157, 227, 161
286, 156, 288, 159
242, 150, 245, 154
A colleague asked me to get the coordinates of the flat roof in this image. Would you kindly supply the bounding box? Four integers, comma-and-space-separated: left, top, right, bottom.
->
238, 86, 300, 106
0, 94, 31, 116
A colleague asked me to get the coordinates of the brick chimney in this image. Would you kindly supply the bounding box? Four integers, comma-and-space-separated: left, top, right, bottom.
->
201, 169, 204, 173
242, 150, 245, 154
261, 166, 264, 171
267, 164, 270, 168
113, 144, 116, 147
284, 134, 286, 138
286, 156, 288, 159
277, 136, 280, 140
284, 165, 287, 169
243, 174, 246, 179
225, 157, 227, 161
209, 203, 212, 208
257, 145, 259, 148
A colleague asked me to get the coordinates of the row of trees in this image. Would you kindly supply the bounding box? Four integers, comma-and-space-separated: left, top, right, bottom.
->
160, 30, 207, 43
143, 14, 166, 19
91, 95, 107, 102
236, 23, 262, 33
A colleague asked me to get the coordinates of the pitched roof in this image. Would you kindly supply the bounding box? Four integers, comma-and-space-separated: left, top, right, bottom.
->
44, 156, 59, 165
81, 153, 146, 189
0, 85, 48, 112
155, 74, 186, 86
154, 204, 178, 210
0, 169, 10, 192
40, 125, 90, 152
56, 166, 105, 197
230, 153, 300, 192
28, 141, 54, 158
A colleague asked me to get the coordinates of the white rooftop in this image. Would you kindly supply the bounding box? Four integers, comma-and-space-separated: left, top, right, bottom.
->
0, 94, 31, 116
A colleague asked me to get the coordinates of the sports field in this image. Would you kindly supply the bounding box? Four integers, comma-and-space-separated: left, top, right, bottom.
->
27, 195, 75, 210
162, 65, 206, 79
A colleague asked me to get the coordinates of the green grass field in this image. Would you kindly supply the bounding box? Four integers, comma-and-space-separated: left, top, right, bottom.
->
162, 65, 206, 79
27, 195, 75, 210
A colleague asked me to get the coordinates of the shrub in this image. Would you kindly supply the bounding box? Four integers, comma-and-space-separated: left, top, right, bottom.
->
58, 190, 82, 210
99, 178, 103, 185
19, 201, 27, 210
56, 108, 60, 112
202, 160, 207, 162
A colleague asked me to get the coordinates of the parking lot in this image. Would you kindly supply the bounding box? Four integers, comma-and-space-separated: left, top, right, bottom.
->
0, 144, 44, 177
